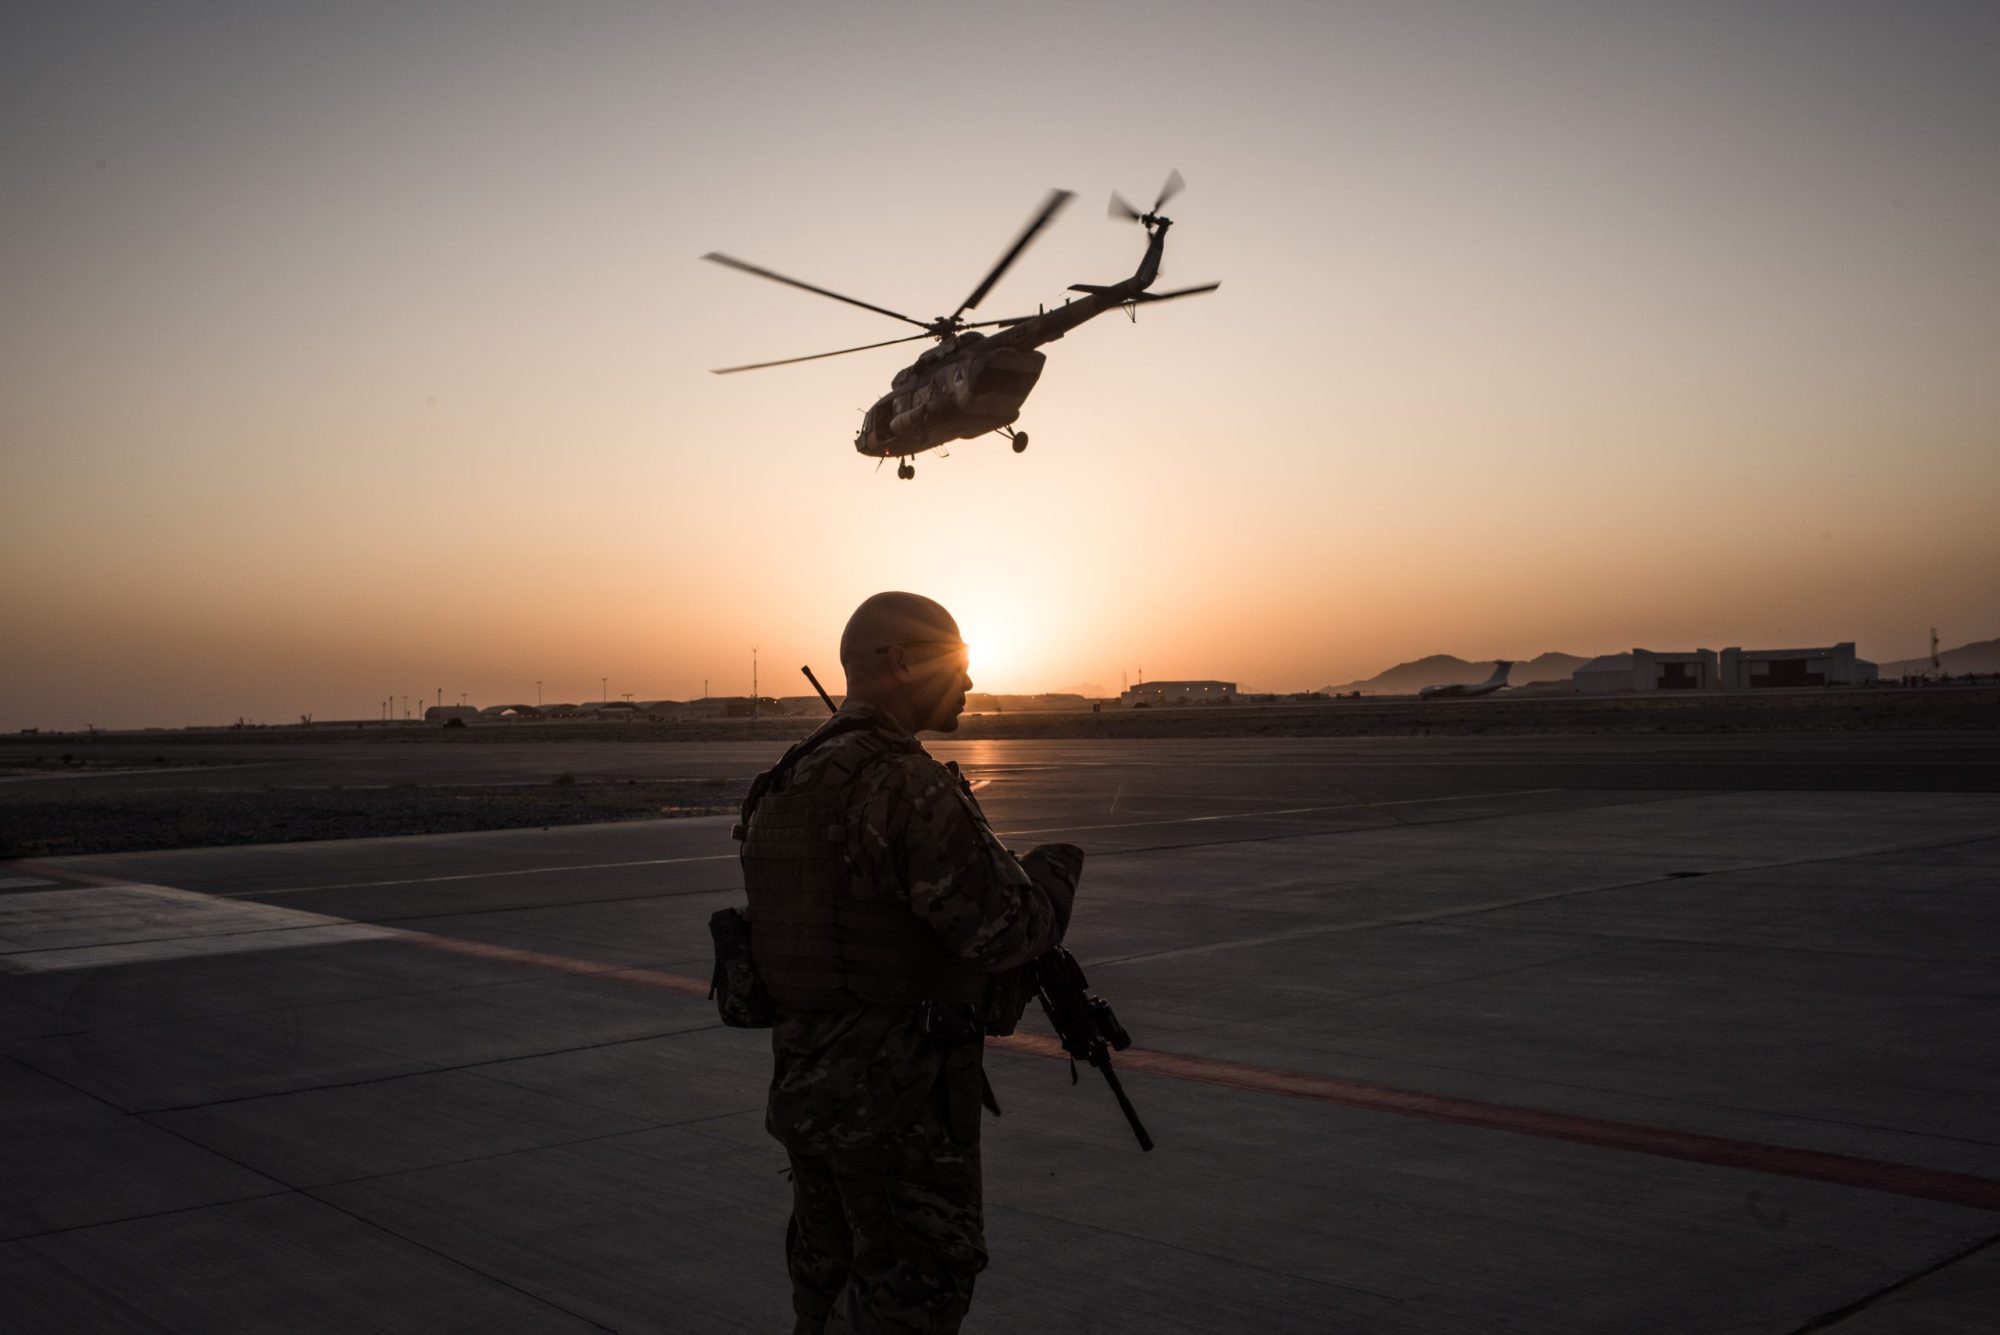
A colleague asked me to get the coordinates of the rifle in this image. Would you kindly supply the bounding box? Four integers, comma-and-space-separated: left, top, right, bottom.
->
1029, 945, 1154, 1151
800, 666, 1153, 1152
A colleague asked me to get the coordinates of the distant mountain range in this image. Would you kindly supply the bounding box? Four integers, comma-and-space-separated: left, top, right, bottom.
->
1877, 637, 2000, 678
1323, 652, 1592, 696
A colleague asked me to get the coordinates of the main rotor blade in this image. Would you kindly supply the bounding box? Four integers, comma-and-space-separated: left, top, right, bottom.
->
960, 314, 1035, 329
710, 331, 931, 375
1132, 281, 1220, 305
953, 188, 1074, 320
1151, 168, 1185, 214
1109, 191, 1143, 222
702, 253, 932, 331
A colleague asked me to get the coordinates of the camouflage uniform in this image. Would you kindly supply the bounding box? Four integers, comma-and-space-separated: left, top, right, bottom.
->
749, 701, 1075, 1335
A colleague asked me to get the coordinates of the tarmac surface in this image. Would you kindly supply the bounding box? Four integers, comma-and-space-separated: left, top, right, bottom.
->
3, 732, 1997, 1332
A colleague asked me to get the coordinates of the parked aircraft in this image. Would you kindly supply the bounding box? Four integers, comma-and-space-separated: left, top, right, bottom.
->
1419, 661, 1514, 699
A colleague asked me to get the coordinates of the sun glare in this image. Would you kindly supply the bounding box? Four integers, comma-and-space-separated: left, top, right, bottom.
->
955, 610, 1017, 690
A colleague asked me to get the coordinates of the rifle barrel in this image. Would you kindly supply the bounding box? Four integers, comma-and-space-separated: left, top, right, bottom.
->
802, 666, 837, 714
1095, 1054, 1155, 1152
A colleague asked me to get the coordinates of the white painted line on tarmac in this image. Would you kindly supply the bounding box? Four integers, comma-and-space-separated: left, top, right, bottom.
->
0, 763, 270, 783
999, 788, 1565, 839
236, 852, 741, 897
229, 788, 1565, 897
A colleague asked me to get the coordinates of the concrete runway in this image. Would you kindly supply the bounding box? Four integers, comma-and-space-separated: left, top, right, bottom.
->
3, 734, 1997, 1332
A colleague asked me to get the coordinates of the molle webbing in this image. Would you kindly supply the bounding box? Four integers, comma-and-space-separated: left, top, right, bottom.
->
741, 730, 985, 1009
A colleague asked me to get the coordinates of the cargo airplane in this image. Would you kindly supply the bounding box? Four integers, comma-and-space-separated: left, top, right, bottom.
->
1419, 661, 1515, 699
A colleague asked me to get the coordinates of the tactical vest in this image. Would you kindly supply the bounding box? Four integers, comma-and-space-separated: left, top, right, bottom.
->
737, 719, 986, 1010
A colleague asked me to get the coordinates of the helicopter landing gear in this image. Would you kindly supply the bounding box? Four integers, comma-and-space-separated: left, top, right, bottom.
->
999, 426, 1029, 454
896, 460, 915, 480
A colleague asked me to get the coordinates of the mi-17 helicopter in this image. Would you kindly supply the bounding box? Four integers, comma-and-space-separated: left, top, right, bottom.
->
703, 172, 1217, 479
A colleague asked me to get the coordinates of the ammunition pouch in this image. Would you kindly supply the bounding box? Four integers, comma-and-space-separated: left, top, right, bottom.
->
925, 1001, 992, 1144
707, 906, 775, 1028
940, 1044, 984, 1144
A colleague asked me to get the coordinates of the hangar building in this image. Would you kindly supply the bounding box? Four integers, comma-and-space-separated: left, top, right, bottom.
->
1720, 643, 1877, 689
1572, 649, 1718, 694
1122, 680, 1236, 706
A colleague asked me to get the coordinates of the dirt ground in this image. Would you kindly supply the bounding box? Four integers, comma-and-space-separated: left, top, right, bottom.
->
0, 778, 747, 859
4, 687, 1989, 858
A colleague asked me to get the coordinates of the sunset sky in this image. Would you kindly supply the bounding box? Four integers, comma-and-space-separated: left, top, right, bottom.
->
4, 2, 1996, 729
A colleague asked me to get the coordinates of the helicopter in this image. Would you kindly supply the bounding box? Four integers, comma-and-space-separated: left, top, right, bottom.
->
703, 172, 1218, 480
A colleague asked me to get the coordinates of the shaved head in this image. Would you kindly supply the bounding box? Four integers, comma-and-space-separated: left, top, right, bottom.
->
839, 592, 972, 733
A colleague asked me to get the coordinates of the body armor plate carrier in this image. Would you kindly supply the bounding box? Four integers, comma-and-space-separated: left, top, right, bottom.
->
737, 718, 986, 1010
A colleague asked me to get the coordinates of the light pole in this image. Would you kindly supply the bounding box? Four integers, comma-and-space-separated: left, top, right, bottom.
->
601, 676, 608, 703
536, 680, 543, 707
751, 646, 760, 722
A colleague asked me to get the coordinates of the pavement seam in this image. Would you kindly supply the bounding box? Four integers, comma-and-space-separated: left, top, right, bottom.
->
350, 883, 738, 921
281, 1110, 767, 1194
987, 1198, 1410, 1308
1075, 791, 1698, 865
0, 1188, 299, 1247
67, 1048, 627, 1334
993, 787, 1568, 840
295, 1188, 620, 1332
149, 786, 1597, 901
1784, 1229, 2000, 1332
130, 1021, 725, 1115
218, 852, 739, 897
1115, 1026, 2000, 1158
1119, 942, 1636, 1040
13, 952, 702, 1042
1449, 917, 2000, 965
997, 1033, 2000, 1212
1082, 824, 2000, 968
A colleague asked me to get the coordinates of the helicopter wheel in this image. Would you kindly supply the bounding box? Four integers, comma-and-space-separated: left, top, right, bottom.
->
897, 461, 914, 480
1011, 431, 1029, 454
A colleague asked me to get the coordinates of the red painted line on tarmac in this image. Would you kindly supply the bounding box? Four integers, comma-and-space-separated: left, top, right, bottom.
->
402, 931, 712, 998
990, 1034, 2000, 1213
390, 931, 2000, 1213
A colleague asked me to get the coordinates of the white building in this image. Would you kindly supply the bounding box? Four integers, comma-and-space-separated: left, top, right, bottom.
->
1121, 680, 1236, 706
1573, 649, 1718, 693
1635, 648, 1718, 691
1720, 643, 1877, 689
1572, 653, 1633, 694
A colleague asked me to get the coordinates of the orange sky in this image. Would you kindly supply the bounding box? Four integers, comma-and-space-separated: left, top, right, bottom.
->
3, 3, 1996, 729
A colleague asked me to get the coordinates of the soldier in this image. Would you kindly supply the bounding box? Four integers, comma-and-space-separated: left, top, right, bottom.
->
736, 591, 1082, 1334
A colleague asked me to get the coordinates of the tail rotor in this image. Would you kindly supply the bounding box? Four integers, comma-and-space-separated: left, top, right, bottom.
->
1110, 169, 1185, 228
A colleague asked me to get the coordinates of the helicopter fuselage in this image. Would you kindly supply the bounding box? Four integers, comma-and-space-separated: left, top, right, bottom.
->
853, 222, 1172, 460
